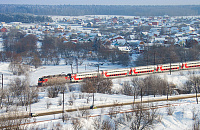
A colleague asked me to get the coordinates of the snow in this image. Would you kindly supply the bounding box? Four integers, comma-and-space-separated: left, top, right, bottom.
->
1, 60, 200, 129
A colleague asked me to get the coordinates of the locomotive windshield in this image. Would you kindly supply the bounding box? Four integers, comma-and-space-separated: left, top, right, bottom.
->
67, 74, 71, 77
38, 78, 43, 81
67, 74, 72, 79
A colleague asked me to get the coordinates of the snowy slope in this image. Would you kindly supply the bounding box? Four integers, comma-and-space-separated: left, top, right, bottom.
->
1, 60, 200, 129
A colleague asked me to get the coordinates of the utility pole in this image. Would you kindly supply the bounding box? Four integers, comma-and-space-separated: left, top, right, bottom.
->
154, 52, 156, 65
1, 74, 3, 91
76, 58, 78, 73
0, 74, 3, 109
170, 58, 171, 75
141, 88, 142, 103
195, 81, 198, 104
63, 89, 65, 122
98, 64, 99, 73
92, 93, 94, 107
167, 85, 169, 100
147, 52, 149, 66
70, 64, 73, 74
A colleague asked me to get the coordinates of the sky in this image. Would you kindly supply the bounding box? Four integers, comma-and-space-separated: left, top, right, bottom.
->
0, 0, 200, 5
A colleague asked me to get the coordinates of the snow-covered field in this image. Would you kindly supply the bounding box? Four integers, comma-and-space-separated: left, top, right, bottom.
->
1, 60, 200, 129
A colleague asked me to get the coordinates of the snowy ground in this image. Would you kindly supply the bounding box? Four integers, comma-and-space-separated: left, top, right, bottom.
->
1, 60, 200, 129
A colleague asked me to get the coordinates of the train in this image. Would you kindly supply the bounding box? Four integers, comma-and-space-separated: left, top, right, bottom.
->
38, 60, 200, 86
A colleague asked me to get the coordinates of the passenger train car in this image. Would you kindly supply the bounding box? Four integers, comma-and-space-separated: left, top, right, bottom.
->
38, 60, 200, 86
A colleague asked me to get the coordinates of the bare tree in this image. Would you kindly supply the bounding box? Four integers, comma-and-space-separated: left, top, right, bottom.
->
8, 62, 30, 76
121, 81, 134, 96
125, 104, 159, 130
0, 108, 31, 129
81, 76, 113, 94
143, 75, 169, 96
8, 77, 39, 110
192, 107, 200, 130
131, 78, 143, 100
93, 116, 115, 130
71, 118, 83, 130
184, 74, 200, 94
31, 55, 42, 68
47, 84, 66, 98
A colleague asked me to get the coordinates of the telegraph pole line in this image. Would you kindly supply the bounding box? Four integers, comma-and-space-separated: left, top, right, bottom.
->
1, 74, 3, 90
170, 58, 171, 75
76, 58, 78, 73
63, 89, 65, 122
0, 74, 3, 109
70, 64, 73, 74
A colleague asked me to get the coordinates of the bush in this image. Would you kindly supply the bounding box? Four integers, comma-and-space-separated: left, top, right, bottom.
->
47, 86, 60, 98
81, 76, 113, 94
47, 85, 66, 98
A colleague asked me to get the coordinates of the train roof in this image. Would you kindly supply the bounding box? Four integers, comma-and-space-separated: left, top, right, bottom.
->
41, 74, 67, 78
102, 68, 130, 72
134, 65, 155, 68
70, 71, 100, 75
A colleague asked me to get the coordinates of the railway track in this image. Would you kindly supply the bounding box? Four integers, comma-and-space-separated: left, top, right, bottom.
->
0, 98, 198, 129
0, 94, 199, 119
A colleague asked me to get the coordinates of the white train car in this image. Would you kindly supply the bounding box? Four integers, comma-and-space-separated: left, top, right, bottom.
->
102, 68, 131, 78
69, 71, 101, 82
158, 62, 181, 72
182, 60, 200, 69
131, 65, 156, 75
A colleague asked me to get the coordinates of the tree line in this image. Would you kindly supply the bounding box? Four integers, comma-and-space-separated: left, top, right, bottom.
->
0, 4, 200, 16
0, 13, 53, 23
135, 43, 200, 66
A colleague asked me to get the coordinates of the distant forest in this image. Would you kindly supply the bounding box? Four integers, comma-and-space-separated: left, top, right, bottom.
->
0, 13, 53, 23
0, 4, 200, 16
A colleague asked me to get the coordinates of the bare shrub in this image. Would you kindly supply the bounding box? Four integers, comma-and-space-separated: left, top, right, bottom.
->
55, 122, 63, 130
108, 101, 122, 119
121, 81, 134, 96
192, 107, 200, 130
79, 93, 85, 99
121, 104, 159, 130
8, 62, 30, 76
81, 76, 113, 94
58, 97, 62, 106
47, 84, 66, 98
192, 107, 199, 120
184, 75, 200, 94
143, 75, 168, 96
93, 116, 115, 130
64, 113, 71, 122
179, 71, 185, 76
71, 118, 83, 130
0, 108, 30, 129
93, 117, 101, 130
166, 104, 175, 115
131, 77, 144, 100
8, 77, 39, 109
101, 120, 113, 130
46, 99, 52, 109
80, 108, 90, 117
193, 119, 200, 130
47, 86, 59, 98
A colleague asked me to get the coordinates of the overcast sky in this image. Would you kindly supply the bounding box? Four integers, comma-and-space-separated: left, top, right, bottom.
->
0, 0, 200, 5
